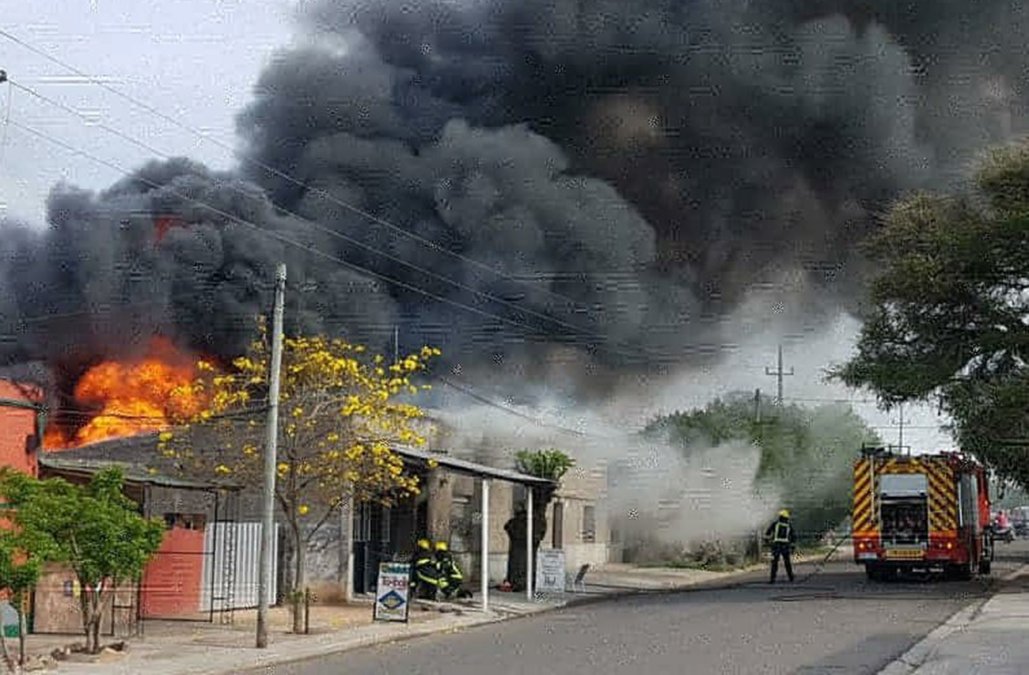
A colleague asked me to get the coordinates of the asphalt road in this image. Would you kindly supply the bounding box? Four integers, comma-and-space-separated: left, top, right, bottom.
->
251, 542, 1029, 675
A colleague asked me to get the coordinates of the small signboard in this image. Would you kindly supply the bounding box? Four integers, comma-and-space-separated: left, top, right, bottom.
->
536, 549, 566, 593
373, 562, 411, 623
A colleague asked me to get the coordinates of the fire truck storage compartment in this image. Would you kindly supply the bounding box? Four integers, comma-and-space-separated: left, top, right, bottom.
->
958, 472, 979, 532
879, 473, 929, 546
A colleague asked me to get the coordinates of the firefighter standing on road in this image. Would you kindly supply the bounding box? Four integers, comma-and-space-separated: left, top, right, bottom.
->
765, 509, 796, 583
413, 538, 446, 599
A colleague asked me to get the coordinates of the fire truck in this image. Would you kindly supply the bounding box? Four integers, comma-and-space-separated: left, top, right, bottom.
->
851, 446, 994, 581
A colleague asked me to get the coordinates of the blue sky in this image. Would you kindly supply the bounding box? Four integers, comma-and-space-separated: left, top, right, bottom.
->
1, 0, 295, 224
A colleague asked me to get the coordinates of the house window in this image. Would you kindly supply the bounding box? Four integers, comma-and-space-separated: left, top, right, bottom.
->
582, 505, 596, 543
552, 502, 564, 549
354, 502, 373, 542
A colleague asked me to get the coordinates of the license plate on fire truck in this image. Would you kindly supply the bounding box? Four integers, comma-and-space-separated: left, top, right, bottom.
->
884, 547, 924, 560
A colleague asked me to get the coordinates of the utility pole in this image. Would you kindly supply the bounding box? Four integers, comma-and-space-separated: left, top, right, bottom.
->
893, 403, 906, 453
764, 344, 794, 406
753, 388, 761, 424
393, 325, 399, 364
257, 263, 286, 649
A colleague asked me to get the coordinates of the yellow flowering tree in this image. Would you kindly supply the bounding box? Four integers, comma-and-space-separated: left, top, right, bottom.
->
159, 320, 440, 630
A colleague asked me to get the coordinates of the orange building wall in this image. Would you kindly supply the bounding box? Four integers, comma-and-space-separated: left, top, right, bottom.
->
140, 526, 205, 617
0, 380, 42, 477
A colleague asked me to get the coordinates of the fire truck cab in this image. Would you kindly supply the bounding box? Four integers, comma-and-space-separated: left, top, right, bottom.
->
852, 447, 994, 581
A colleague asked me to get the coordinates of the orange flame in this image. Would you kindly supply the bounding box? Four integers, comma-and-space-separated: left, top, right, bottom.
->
44, 337, 208, 449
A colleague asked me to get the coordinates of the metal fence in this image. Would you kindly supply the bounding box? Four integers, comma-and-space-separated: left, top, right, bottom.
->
200, 521, 279, 614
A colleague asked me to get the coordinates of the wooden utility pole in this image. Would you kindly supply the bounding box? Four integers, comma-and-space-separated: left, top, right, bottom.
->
753, 388, 762, 424
257, 263, 286, 649
765, 344, 794, 406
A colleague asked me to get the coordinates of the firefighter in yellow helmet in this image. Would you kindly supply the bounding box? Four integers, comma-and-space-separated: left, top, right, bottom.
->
764, 509, 796, 583
435, 541, 471, 600
413, 538, 446, 599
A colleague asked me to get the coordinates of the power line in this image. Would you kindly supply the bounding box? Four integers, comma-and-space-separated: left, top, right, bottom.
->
0, 278, 278, 336
438, 376, 608, 439
5, 77, 612, 347
5, 117, 581, 344
1, 90, 654, 365
0, 70, 11, 170
0, 28, 590, 313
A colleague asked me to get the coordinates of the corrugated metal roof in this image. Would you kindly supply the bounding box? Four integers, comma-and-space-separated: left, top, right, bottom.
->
393, 445, 554, 487
40, 436, 552, 488
38, 454, 231, 491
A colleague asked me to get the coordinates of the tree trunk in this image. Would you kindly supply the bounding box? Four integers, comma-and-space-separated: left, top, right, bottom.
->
16, 593, 26, 667
80, 583, 105, 654
90, 615, 100, 656
291, 523, 306, 634
0, 621, 14, 674
78, 589, 91, 653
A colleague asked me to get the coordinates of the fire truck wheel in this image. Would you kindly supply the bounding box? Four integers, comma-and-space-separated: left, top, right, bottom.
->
946, 563, 973, 581
865, 564, 885, 581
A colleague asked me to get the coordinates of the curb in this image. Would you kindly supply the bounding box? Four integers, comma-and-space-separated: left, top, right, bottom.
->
191, 612, 510, 675
876, 563, 1029, 675
173, 555, 840, 675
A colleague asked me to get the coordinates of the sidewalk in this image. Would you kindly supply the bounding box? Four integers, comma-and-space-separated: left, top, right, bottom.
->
31, 551, 846, 675
880, 564, 1029, 675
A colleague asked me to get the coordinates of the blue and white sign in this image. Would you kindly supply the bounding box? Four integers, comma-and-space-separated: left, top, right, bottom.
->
374, 563, 411, 622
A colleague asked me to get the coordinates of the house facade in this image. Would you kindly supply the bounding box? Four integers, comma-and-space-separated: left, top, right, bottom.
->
0, 381, 614, 628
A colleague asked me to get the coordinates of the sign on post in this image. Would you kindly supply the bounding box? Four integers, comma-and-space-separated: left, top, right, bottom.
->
373, 562, 411, 623
535, 549, 566, 594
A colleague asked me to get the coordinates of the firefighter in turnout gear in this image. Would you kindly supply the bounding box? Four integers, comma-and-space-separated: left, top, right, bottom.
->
413, 538, 446, 599
765, 509, 796, 583
435, 541, 472, 600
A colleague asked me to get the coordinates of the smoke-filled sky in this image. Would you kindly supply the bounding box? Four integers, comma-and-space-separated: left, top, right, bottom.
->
2, 0, 1024, 450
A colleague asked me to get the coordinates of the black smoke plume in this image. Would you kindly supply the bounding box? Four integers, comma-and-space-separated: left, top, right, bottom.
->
1, 0, 1026, 402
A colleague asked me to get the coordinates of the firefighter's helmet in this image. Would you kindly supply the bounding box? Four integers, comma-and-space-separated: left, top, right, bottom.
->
778, 509, 790, 519
416, 538, 431, 550
435, 541, 448, 552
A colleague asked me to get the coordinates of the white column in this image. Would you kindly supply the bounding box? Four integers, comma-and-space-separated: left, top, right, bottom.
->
526, 486, 534, 601
481, 479, 490, 612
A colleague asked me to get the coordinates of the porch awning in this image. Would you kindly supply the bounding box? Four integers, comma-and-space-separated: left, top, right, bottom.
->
393, 445, 554, 488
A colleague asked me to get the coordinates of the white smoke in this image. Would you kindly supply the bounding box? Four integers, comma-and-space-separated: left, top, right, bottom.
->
432, 392, 781, 553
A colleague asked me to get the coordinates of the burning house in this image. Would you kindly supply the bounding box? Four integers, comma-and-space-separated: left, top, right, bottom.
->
2, 0, 1022, 627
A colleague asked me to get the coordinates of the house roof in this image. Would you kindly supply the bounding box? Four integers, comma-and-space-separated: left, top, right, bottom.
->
42, 432, 553, 488
393, 445, 554, 487
38, 453, 231, 492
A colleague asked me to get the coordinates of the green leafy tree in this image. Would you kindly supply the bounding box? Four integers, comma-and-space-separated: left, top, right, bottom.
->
504, 449, 572, 590
832, 141, 1029, 487
0, 469, 164, 654
0, 525, 44, 671
646, 393, 880, 540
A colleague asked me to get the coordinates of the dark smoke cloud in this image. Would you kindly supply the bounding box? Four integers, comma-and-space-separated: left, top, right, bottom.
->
0, 160, 397, 385
1, 0, 1026, 401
